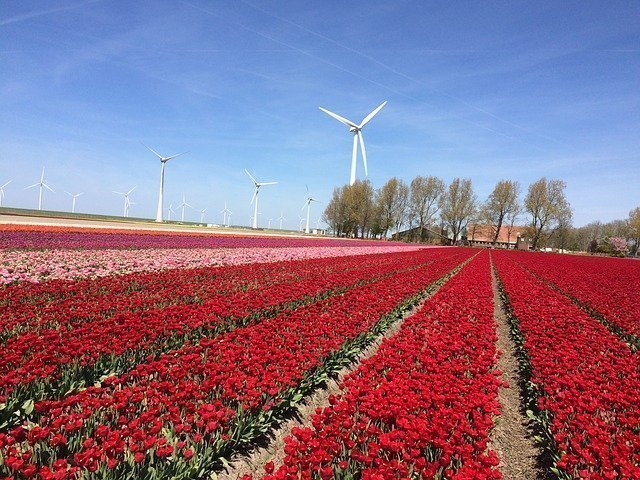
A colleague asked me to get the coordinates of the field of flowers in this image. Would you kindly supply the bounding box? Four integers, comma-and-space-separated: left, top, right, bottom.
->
1, 225, 638, 479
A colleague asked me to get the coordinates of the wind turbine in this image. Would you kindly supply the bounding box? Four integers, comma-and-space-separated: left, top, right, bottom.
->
65, 191, 84, 213
220, 201, 231, 226
167, 203, 175, 221
278, 211, 286, 230
302, 186, 320, 234
143, 143, 187, 223
268, 218, 273, 229
0, 180, 11, 207
199, 207, 207, 224
113, 187, 135, 217
319, 101, 387, 185
177, 194, 193, 222
245, 169, 277, 229
25, 167, 55, 211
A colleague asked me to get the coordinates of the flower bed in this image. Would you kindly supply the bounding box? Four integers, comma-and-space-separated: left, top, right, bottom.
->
504, 250, 640, 340
0, 250, 470, 479
0, 245, 427, 285
0, 250, 449, 429
0, 225, 407, 250
261, 251, 502, 479
493, 251, 640, 479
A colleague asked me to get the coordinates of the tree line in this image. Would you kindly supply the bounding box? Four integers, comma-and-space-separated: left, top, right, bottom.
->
322, 176, 639, 256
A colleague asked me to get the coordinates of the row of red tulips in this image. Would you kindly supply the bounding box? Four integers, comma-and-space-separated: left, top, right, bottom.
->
493, 251, 640, 480
260, 251, 502, 480
505, 250, 640, 341
1, 250, 447, 430
1, 250, 407, 335
0, 250, 470, 479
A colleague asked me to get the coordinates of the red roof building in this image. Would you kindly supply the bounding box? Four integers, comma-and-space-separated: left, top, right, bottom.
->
467, 224, 529, 249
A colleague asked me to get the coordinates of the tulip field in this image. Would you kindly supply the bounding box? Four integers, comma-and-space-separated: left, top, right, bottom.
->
0, 226, 638, 479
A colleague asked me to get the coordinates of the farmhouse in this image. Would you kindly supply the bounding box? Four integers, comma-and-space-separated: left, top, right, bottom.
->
467, 224, 530, 249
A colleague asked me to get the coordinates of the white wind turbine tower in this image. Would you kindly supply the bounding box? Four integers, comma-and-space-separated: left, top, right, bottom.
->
0, 180, 11, 207
302, 186, 320, 234
65, 191, 84, 213
245, 169, 277, 229
199, 207, 207, 224
220, 202, 232, 226
278, 211, 286, 230
319, 101, 387, 185
25, 167, 55, 211
177, 194, 193, 222
167, 203, 175, 221
113, 187, 136, 217
268, 218, 273, 229
143, 143, 187, 223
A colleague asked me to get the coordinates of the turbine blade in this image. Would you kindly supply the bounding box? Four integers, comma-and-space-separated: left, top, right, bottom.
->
358, 131, 368, 176
25, 183, 39, 190
43, 184, 55, 193
77, 192, 84, 197
359, 101, 387, 128
250, 188, 258, 206
127, 186, 136, 195
142, 142, 164, 160
65, 191, 73, 196
244, 169, 258, 184
1, 180, 11, 189
164, 152, 187, 161
40, 167, 45, 182
318, 107, 357, 128
258, 181, 278, 186
113, 191, 124, 195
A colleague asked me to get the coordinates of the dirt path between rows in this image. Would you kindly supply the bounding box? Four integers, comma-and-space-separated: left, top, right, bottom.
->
219, 268, 459, 480
490, 263, 545, 480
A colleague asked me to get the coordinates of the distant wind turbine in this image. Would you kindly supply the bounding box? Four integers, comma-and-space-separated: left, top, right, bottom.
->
302, 185, 320, 234
319, 101, 387, 185
65, 191, 84, 213
113, 187, 136, 217
177, 194, 193, 222
25, 167, 55, 211
199, 207, 207, 224
220, 201, 231, 226
278, 211, 286, 230
0, 180, 11, 207
268, 218, 273, 229
143, 143, 187, 223
245, 169, 277, 229
167, 203, 175, 221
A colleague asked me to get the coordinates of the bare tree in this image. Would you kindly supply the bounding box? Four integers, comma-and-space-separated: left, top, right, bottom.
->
375, 177, 409, 238
440, 178, 477, 244
483, 180, 520, 245
524, 178, 572, 249
409, 176, 445, 241
629, 206, 640, 256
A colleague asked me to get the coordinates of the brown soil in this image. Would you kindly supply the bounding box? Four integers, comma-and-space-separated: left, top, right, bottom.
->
489, 264, 546, 479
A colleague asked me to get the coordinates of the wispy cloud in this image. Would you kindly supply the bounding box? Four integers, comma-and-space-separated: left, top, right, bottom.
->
0, 0, 101, 26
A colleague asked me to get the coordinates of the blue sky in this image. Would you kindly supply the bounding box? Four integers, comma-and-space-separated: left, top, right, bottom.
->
1, 1, 638, 228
